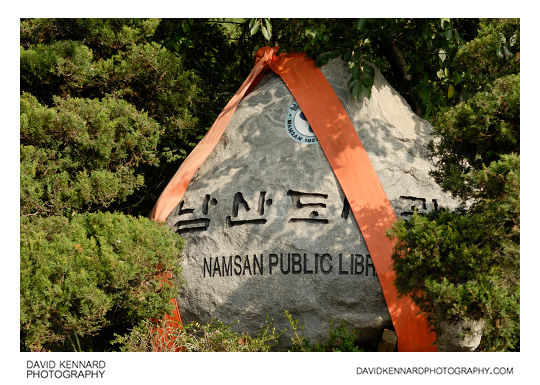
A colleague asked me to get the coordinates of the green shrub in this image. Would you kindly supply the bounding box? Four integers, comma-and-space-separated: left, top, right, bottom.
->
389, 201, 519, 351
285, 311, 365, 352
430, 74, 519, 200
21, 41, 95, 103
176, 318, 281, 352
389, 94, 520, 351
114, 317, 281, 352
19, 19, 231, 215
454, 19, 519, 96
153, 19, 242, 130
20, 18, 161, 60
20, 93, 161, 216
115, 313, 368, 352
95, 42, 201, 163
20, 212, 183, 351
20, 24, 203, 166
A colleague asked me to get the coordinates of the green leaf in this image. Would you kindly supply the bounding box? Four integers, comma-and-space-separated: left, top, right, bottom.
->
453, 29, 461, 43
352, 65, 362, 80
350, 80, 361, 99
445, 29, 453, 40
423, 103, 433, 119
265, 18, 272, 36
362, 65, 375, 87
448, 84, 454, 98
261, 26, 271, 41
250, 21, 260, 36
248, 19, 255, 30
453, 72, 462, 85
362, 84, 372, 99
181, 21, 190, 34
496, 47, 503, 59
503, 46, 512, 58
357, 18, 367, 29
438, 49, 447, 62
509, 34, 517, 47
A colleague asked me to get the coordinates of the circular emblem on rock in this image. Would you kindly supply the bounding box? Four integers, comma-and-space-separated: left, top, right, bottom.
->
285, 102, 318, 144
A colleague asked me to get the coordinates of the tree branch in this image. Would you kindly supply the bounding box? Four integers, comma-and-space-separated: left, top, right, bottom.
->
376, 37, 421, 115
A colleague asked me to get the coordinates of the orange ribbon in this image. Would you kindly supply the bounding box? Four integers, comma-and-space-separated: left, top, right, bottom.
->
150, 46, 436, 352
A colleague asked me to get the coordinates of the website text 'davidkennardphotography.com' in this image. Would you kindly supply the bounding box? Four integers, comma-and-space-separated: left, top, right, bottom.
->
356, 366, 514, 376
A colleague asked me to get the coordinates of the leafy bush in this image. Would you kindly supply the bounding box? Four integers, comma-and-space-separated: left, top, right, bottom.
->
284, 311, 365, 352
20, 19, 209, 215
390, 209, 518, 308
454, 19, 519, 96
430, 74, 520, 199
20, 93, 161, 216
20, 20, 203, 160
174, 318, 281, 352
20, 41, 94, 103
153, 19, 242, 140
390, 144, 519, 352
114, 317, 281, 352
389, 154, 519, 352
115, 319, 282, 352
20, 40, 202, 167
20, 18, 161, 60
94, 42, 202, 163
115, 312, 368, 352
20, 212, 183, 352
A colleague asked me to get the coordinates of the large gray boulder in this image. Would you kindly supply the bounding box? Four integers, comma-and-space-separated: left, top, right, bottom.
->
165, 58, 458, 347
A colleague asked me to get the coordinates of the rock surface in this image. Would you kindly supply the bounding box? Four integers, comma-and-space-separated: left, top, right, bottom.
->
165, 58, 458, 347
436, 319, 485, 352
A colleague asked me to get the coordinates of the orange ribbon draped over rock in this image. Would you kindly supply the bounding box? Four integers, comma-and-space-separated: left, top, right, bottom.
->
150, 46, 437, 352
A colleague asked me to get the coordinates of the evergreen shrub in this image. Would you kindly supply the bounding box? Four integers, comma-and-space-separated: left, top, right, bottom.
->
20, 93, 161, 216
430, 74, 520, 199
389, 206, 519, 351
20, 41, 94, 103
20, 18, 161, 59
20, 212, 183, 351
